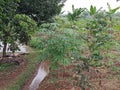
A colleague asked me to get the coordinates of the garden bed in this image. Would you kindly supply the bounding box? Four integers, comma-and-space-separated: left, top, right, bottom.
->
38, 61, 120, 90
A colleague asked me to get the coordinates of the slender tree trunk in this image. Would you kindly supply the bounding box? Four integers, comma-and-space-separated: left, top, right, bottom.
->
2, 41, 7, 57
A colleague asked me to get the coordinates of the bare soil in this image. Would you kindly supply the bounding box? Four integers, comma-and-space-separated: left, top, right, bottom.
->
0, 56, 28, 90
0, 56, 120, 90
38, 63, 120, 90
22, 60, 120, 90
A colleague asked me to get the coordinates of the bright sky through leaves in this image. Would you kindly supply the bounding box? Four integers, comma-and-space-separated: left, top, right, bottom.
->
62, 0, 120, 14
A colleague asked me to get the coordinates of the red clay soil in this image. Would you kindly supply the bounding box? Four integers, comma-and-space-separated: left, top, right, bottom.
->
0, 56, 28, 89
41, 62, 120, 90
38, 66, 120, 90
21, 61, 120, 90
1, 57, 120, 90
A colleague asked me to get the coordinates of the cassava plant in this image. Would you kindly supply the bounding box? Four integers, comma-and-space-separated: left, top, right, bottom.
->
35, 21, 82, 69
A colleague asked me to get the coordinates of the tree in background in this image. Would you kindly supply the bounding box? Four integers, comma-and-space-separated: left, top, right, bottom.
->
0, 0, 37, 57
17, 0, 66, 25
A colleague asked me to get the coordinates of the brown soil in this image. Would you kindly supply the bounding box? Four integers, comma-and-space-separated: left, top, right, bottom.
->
37, 64, 120, 90
0, 56, 120, 90
0, 56, 28, 90
22, 61, 120, 90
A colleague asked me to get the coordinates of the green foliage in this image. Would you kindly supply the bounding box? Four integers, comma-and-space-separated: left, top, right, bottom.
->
67, 5, 85, 21
82, 11, 114, 67
73, 6, 117, 90
90, 5, 97, 15
0, 0, 37, 56
0, 0, 20, 24
11, 14, 37, 44
0, 0, 21, 56
29, 4, 120, 90
0, 63, 15, 71
17, 0, 66, 25
29, 37, 40, 48
107, 3, 120, 14
111, 66, 120, 72
106, 3, 120, 25
30, 21, 82, 68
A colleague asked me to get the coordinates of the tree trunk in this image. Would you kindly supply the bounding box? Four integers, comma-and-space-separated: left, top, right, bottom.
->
2, 41, 7, 57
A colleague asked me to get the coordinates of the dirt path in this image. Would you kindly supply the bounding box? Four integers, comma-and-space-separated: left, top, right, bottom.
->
22, 63, 40, 90
22, 60, 51, 90
0, 46, 39, 90
0, 57, 28, 90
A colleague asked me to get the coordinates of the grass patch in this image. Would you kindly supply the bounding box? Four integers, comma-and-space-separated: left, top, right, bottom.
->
111, 66, 120, 72
0, 63, 16, 71
116, 75, 120, 80
6, 51, 40, 90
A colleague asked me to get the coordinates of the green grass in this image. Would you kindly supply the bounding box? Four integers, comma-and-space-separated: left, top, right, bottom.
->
0, 63, 16, 71
116, 75, 120, 80
111, 66, 120, 72
5, 51, 40, 90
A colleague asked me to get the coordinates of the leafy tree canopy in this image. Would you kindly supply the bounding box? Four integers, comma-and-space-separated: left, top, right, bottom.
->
17, 0, 66, 25
0, 0, 37, 57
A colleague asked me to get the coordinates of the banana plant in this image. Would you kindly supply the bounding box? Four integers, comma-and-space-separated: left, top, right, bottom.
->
107, 3, 120, 22
67, 5, 85, 21
89, 5, 103, 16
90, 5, 97, 15
107, 3, 120, 14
